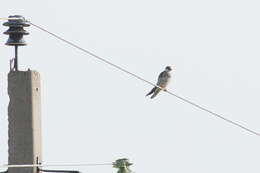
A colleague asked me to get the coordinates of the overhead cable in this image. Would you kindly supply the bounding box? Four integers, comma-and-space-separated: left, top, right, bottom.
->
17, 21, 260, 137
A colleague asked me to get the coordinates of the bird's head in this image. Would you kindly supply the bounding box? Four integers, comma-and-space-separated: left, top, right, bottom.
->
165, 66, 172, 72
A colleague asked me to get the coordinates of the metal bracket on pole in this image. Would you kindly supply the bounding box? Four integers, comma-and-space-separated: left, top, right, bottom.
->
36, 158, 80, 173
37, 168, 80, 173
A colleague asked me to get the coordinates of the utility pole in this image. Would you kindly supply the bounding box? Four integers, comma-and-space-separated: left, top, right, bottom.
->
3, 15, 42, 173
3, 15, 134, 173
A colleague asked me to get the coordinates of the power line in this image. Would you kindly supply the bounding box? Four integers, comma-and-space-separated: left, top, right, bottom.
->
0, 163, 112, 168
0, 16, 258, 136
29, 22, 155, 87
28, 22, 260, 137
18, 22, 260, 137
165, 91, 260, 136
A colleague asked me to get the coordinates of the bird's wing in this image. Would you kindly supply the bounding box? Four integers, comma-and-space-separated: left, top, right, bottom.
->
156, 71, 167, 85
156, 71, 170, 88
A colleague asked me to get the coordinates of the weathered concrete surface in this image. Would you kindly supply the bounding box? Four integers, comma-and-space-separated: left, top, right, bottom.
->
8, 70, 42, 173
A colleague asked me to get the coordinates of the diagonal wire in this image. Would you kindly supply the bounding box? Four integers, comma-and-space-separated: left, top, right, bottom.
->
29, 22, 260, 137
165, 91, 260, 136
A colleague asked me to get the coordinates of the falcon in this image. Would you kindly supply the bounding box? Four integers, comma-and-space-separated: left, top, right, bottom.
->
146, 66, 172, 99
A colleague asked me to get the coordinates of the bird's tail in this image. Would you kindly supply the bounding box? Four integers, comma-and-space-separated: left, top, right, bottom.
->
150, 88, 161, 99
146, 87, 157, 97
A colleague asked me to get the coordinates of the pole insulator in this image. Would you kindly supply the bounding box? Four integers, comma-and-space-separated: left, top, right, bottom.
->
113, 159, 133, 173
3, 15, 30, 71
3, 15, 30, 46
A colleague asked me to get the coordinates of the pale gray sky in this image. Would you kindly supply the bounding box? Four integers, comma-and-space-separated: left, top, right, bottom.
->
1, 0, 260, 173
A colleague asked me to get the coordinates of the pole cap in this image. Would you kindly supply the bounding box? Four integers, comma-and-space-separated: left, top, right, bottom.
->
3, 15, 30, 46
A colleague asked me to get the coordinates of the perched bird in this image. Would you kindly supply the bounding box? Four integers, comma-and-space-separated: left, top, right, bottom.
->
146, 66, 172, 99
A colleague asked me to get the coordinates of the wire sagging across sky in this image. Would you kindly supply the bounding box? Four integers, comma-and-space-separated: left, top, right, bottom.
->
21, 21, 260, 137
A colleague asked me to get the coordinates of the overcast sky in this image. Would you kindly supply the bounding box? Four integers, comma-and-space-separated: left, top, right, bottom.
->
1, 0, 260, 173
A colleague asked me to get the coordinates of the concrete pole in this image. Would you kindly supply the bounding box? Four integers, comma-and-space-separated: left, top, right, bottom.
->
8, 70, 42, 173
